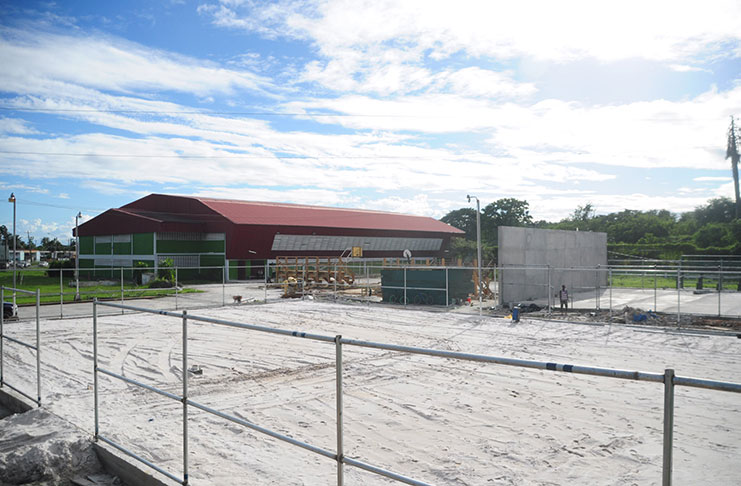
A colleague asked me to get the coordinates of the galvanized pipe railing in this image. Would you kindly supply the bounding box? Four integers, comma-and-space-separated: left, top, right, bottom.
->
92, 300, 741, 486
0, 286, 41, 406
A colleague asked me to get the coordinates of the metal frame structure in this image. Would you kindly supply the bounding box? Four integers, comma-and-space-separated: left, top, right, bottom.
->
92, 300, 741, 486
0, 286, 41, 406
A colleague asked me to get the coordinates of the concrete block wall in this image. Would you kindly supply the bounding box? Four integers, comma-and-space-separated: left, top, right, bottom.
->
498, 227, 608, 304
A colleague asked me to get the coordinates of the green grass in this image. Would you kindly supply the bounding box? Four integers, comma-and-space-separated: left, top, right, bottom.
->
611, 273, 740, 290
0, 270, 198, 305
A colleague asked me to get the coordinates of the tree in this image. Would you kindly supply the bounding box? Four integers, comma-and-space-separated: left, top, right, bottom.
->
571, 203, 596, 222
693, 223, 732, 248
682, 197, 736, 227
40, 237, 64, 252
482, 198, 533, 242
440, 208, 478, 240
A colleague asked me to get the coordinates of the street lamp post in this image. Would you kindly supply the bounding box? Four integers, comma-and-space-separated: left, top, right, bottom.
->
75, 212, 82, 301
8, 193, 16, 309
467, 195, 482, 316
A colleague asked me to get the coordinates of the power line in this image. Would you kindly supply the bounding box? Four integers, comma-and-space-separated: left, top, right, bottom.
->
17, 200, 106, 211
0, 106, 423, 118
0, 150, 449, 160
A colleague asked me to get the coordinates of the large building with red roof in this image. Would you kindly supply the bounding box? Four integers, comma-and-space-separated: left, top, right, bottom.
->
76, 194, 463, 279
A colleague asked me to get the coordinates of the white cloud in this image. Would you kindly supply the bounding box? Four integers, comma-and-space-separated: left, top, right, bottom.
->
202, 0, 741, 64
0, 117, 38, 135
0, 27, 274, 97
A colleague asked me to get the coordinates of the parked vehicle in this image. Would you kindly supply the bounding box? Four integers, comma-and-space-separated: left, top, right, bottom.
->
3, 301, 17, 319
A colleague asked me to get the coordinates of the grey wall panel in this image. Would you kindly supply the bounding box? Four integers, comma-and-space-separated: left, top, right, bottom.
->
498, 227, 608, 303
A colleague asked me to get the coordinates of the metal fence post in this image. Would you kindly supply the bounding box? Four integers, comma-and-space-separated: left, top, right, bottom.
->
1, 287, 4, 387
222, 266, 226, 307
264, 262, 268, 303
609, 268, 612, 319
335, 335, 344, 486
120, 267, 124, 314
403, 266, 407, 306
334, 263, 337, 300
365, 261, 369, 305
175, 267, 179, 311
717, 269, 721, 317
662, 368, 675, 486
60, 268, 64, 319
182, 310, 189, 486
654, 265, 657, 312
595, 264, 600, 310
676, 268, 681, 327
93, 299, 99, 440
36, 288, 41, 405
445, 267, 449, 307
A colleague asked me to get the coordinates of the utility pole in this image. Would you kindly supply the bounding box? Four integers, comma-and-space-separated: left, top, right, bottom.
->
727, 116, 740, 219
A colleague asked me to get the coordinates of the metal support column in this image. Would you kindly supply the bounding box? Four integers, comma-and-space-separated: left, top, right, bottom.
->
335, 335, 344, 486
662, 368, 675, 486
175, 267, 179, 310
182, 310, 189, 485
264, 262, 268, 303
93, 299, 99, 440
222, 266, 226, 306
36, 288, 41, 404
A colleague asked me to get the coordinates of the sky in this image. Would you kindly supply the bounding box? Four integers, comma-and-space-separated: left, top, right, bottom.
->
1, 0, 740, 244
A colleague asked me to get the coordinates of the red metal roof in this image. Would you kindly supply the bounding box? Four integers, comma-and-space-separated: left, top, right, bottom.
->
123, 194, 462, 234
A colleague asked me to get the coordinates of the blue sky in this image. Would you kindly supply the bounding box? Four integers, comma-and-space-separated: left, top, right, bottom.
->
1, 0, 740, 244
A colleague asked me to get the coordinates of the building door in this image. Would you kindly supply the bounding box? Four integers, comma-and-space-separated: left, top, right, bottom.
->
237, 260, 246, 280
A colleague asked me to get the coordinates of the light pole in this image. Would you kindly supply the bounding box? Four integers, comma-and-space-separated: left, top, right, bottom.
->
467, 195, 482, 315
8, 193, 16, 309
75, 212, 82, 301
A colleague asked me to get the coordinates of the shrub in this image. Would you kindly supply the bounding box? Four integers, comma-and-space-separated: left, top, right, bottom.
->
133, 261, 151, 285
46, 259, 75, 278
148, 278, 174, 289
157, 258, 175, 282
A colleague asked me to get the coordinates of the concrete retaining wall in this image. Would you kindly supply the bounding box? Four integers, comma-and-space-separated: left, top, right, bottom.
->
498, 227, 608, 304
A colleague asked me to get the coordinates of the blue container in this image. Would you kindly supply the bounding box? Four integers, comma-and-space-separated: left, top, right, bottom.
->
512, 306, 520, 322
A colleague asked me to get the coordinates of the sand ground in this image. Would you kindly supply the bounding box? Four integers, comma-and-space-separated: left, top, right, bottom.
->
1, 299, 740, 485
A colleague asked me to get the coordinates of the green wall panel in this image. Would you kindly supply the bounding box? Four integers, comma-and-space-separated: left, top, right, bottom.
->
95, 243, 111, 255
200, 254, 225, 267
157, 240, 225, 254
133, 233, 154, 255
79, 258, 95, 268
113, 242, 132, 255
79, 236, 94, 255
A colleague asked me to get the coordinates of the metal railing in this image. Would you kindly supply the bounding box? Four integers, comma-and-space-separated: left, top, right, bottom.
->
0, 286, 41, 405
92, 300, 741, 486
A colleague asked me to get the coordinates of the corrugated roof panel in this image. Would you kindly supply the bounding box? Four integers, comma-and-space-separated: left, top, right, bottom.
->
194, 197, 462, 234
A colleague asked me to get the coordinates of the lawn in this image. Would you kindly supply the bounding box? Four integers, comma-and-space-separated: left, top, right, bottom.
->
610, 272, 741, 291
0, 269, 197, 305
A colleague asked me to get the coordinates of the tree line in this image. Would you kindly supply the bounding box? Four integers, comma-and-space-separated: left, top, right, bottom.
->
1, 225, 71, 252
441, 197, 741, 262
